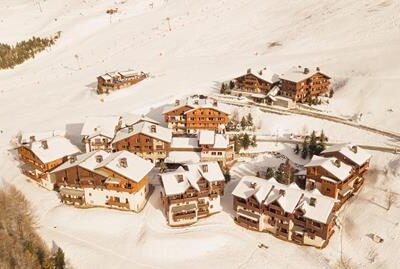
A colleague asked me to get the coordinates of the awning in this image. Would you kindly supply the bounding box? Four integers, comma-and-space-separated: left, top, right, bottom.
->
171, 203, 197, 213
251, 93, 267, 99
60, 187, 85, 197
237, 209, 260, 221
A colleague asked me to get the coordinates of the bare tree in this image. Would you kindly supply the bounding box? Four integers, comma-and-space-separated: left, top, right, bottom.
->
166, 17, 172, 31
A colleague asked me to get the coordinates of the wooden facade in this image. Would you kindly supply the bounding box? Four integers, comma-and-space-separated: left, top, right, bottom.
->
97, 71, 148, 94
112, 132, 171, 164
279, 72, 331, 103
164, 103, 230, 135
233, 194, 335, 248
185, 107, 229, 133
234, 72, 273, 94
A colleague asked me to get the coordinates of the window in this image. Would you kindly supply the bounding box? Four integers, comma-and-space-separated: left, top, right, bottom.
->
89, 193, 92, 196
211, 152, 216, 156
217, 152, 222, 156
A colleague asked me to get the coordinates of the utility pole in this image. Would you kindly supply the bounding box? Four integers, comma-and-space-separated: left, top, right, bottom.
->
166, 17, 171, 31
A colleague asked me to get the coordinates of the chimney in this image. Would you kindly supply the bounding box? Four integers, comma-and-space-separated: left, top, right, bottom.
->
316, 67, 320, 72
247, 68, 251, 74
259, 70, 263, 76
202, 164, 208, 173
309, 197, 317, 207
41, 140, 48, 149
119, 157, 128, 168
308, 179, 316, 191
333, 159, 341, 168
213, 100, 218, 107
176, 174, 184, 183
29, 135, 36, 143
128, 126, 134, 133
95, 155, 103, 163
250, 182, 257, 189
69, 155, 77, 163
175, 99, 180, 106
303, 67, 310, 74
194, 99, 199, 105
150, 125, 157, 133
351, 145, 358, 153
279, 189, 286, 196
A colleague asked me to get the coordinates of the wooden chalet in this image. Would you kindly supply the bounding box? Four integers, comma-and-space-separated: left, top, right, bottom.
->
51, 150, 154, 212
81, 116, 122, 152
159, 162, 225, 226
279, 67, 331, 103
163, 97, 230, 135
97, 70, 148, 94
232, 176, 336, 248
233, 69, 275, 94
112, 122, 172, 165
304, 155, 361, 209
17, 136, 80, 190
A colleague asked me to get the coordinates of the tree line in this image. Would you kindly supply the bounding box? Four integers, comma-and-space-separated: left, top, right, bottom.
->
0, 185, 69, 269
0, 33, 60, 69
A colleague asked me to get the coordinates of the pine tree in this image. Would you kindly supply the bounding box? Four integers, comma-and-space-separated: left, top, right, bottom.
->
251, 135, 257, 147
246, 113, 253, 127
229, 80, 235, 89
159, 160, 167, 173
301, 137, 309, 159
309, 130, 318, 157
329, 89, 334, 98
266, 167, 274, 179
240, 116, 247, 131
52, 248, 66, 269
275, 169, 283, 182
224, 169, 231, 183
220, 83, 226, 94
241, 133, 251, 150
294, 144, 300, 154
233, 135, 241, 153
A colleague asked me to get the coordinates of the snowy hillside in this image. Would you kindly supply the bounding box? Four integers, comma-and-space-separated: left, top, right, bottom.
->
1, 0, 400, 268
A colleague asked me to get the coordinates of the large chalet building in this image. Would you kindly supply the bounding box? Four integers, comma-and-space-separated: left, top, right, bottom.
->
97, 70, 148, 94
81, 116, 122, 152
17, 135, 81, 190
305, 144, 371, 208
232, 176, 336, 248
278, 66, 331, 103
163, 97, 230, 135
51, 150, 154, 212
165, 130, 234, 166
159, 162, 225, 226
112, 122, 172, 165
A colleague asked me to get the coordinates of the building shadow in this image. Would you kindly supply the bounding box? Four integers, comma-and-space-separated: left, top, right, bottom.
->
145, 104, 172, 127
65, 123, 84, 151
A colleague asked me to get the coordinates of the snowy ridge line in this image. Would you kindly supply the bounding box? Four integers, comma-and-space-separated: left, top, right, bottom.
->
211, 95, 400, 141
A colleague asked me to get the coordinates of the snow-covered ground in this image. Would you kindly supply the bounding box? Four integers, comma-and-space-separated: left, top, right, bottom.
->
1, 0, 400, 268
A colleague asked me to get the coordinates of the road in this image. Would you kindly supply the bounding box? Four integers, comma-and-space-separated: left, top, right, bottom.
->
211, 94, 400, 142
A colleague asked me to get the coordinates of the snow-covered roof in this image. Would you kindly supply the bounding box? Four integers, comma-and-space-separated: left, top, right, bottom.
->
304, 155, 353, 182
121, 113, 159, 126
162, 97, 230, 115
165, 151, 201, 164
20, 130, 66, 144
81, 116, 121, 139
51, 150, 109, 173
232, 176, 335, 223
112, 121, 172, 144
95, 151, 154, 183
233, 69, 280, 84
23, 136, 80, 164
118, 70, 139, 77
171, 137, 199, 149
279, 66, 330, 83
160, 161, 224, 196
199, 130, 215, 145
322, 143, 371, 166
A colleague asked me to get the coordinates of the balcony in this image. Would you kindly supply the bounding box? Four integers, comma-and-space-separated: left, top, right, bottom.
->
106, 199, 130, 209
173, 212, 196, 221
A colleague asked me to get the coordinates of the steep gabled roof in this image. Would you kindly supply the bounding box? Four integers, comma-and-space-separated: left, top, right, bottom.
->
81, 116, 120, 139
113, 121, 172, 144
51, 150, 109, 173
121, 113, 159, 126
95, 151, 154, 183
322, 143, 371, 166
279, 66, 331, 83
23, 136, 81, 164
304, 155, 353, 182
232, 176, 335, 224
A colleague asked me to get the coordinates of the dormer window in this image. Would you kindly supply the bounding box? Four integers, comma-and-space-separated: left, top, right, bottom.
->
41, 140, 48, 149
310, 197, 317, 207
95, 155, 103, 163
202, 164, 208, 173
119, 157, 128, 168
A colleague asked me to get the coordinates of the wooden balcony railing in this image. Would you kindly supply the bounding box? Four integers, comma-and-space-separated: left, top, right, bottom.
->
106, 200, 130, 209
